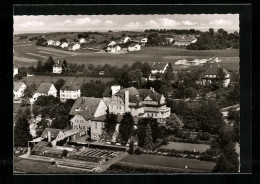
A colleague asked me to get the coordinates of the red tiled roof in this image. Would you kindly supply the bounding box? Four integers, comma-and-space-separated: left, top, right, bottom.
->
13, 82, 24, 91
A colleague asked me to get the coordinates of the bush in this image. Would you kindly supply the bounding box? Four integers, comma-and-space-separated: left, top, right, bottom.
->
47, 142, 53, 147
162, 138, 169, 145
62, 150, 69, 157
134, 148, 142, 155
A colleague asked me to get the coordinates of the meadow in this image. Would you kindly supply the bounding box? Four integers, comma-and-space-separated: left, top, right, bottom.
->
14, 32, 239, 71
117, 154, 215, 172
159, 142, 210, 153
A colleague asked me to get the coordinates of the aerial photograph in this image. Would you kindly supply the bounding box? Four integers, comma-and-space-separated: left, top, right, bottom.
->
13, 13, 240, 173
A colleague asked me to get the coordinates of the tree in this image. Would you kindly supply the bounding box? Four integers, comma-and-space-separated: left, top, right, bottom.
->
104, 110, 118, 139
209, 28, 214, 35
60, 38, 68, 43
129, 69, 143, 87
142, 62, 151, 78
27, 66, 35, 75
36, 37, 47, 46
36, 118, 48, 137
43, 57, 55, 72
50, 114, 68, 130
62, 60, 68, 73
143, 124, 154, 150
119, 112, 135, 142
14, 111, 32, 147
36, 60, 43, 73
54, 79, 66, 96
23, 83, 37, 98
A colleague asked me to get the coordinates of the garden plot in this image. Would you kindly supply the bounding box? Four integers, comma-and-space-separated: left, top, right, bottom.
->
159, 142, 210, 153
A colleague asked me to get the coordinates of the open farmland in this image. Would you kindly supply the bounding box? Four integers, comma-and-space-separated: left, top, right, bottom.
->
14, 31, 239, 71
115, 154, 215, 172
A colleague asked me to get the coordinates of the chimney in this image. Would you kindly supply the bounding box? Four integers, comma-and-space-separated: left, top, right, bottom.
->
48, 131, 51, 142
124, 90, 129, 112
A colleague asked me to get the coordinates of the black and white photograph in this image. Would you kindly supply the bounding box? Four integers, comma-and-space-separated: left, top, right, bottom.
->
13, 6, 242, 174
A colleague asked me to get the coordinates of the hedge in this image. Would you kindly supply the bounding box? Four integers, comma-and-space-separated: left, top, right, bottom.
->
69, 154, 104, 163
108, 164, 170, 173
157, 148, 200, 155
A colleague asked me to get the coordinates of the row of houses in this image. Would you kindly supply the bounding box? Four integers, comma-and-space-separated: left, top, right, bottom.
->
174, 57, 220, 66
47, 40, 82, 51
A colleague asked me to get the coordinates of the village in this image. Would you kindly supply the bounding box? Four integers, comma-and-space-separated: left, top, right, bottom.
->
13, 14, 240, 173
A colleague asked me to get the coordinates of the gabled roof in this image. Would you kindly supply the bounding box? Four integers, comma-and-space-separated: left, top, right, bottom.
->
36, 83, 53, 94
204, 65, 229, 75
41, 128, 63, 138
60, 82, 81, 91
14, 82, 24, 91
69, 97, 103, 120
53, 60, 63, 67
151, 62, 168, 71
116, 87, 139, 96
129, 95, 142, 103
103, 87, 112, 97
137, 89, 162, 101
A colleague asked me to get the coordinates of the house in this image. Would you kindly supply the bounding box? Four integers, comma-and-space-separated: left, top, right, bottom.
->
137, 87, 171, 123
41, 128, 66, 143
173, 35, 197, 46
71, 43, 80, 51
60, 42, 68, 48
90, 114, 139, 141
151, 62, 169, 74
109, 87, 144, 116
13, 66, 18, 76
165, 37, 174, 44
53, 60, 63, 74
140, 38, 148, 46
201, 65, 230, 87
119, 36, 131, 43
102, 85, 121, 106
79, 38, 86, 44
47, 40, 54, 46
128, 43, 141, 51
13, 82, 26, 99
107, 45, 121, 53
60, 82, 81, 102
54, 41, 60, 46
69, 97, 107, 134
106, 86, 171, 123
32, 83, 57, 101
99, 71, 105, 75
108, 41, 116, 47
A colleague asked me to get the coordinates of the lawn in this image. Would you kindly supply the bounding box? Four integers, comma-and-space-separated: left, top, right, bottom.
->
159, 142, 210, 153
118, 154, 215, 172
14, 157, 86, 173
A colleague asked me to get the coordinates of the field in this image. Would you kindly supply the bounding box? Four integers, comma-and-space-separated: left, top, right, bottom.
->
15, 75, 114, 87
14, 31, 239, 71
159, 142, 210, 153
115, 154, 215, 172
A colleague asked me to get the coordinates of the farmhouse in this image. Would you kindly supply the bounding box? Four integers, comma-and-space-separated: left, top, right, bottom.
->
128, 43, 141, 51
60, 42, 68, 48
69, 97, 107, 132
13, 66, 18, 76
13, 82, 26, 99
140, 38, 148, 46
201, 65, 230, 87
32, 83, 57, 101
108, 41, 117, 46
79, 38, 86, 44
53, 60, 63, 74
107, 45, 121, 53
71, 43, 80, 51
119, 36, 131, 43
60, 82, 81, 102
47, 40, 55, 46
54, 41, 60, 46
173, 35, 197, 46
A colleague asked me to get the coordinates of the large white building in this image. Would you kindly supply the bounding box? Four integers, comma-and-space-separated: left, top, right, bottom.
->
32, 83, 57, 101
13, 82, 26, 99
60, 82, 81, 102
